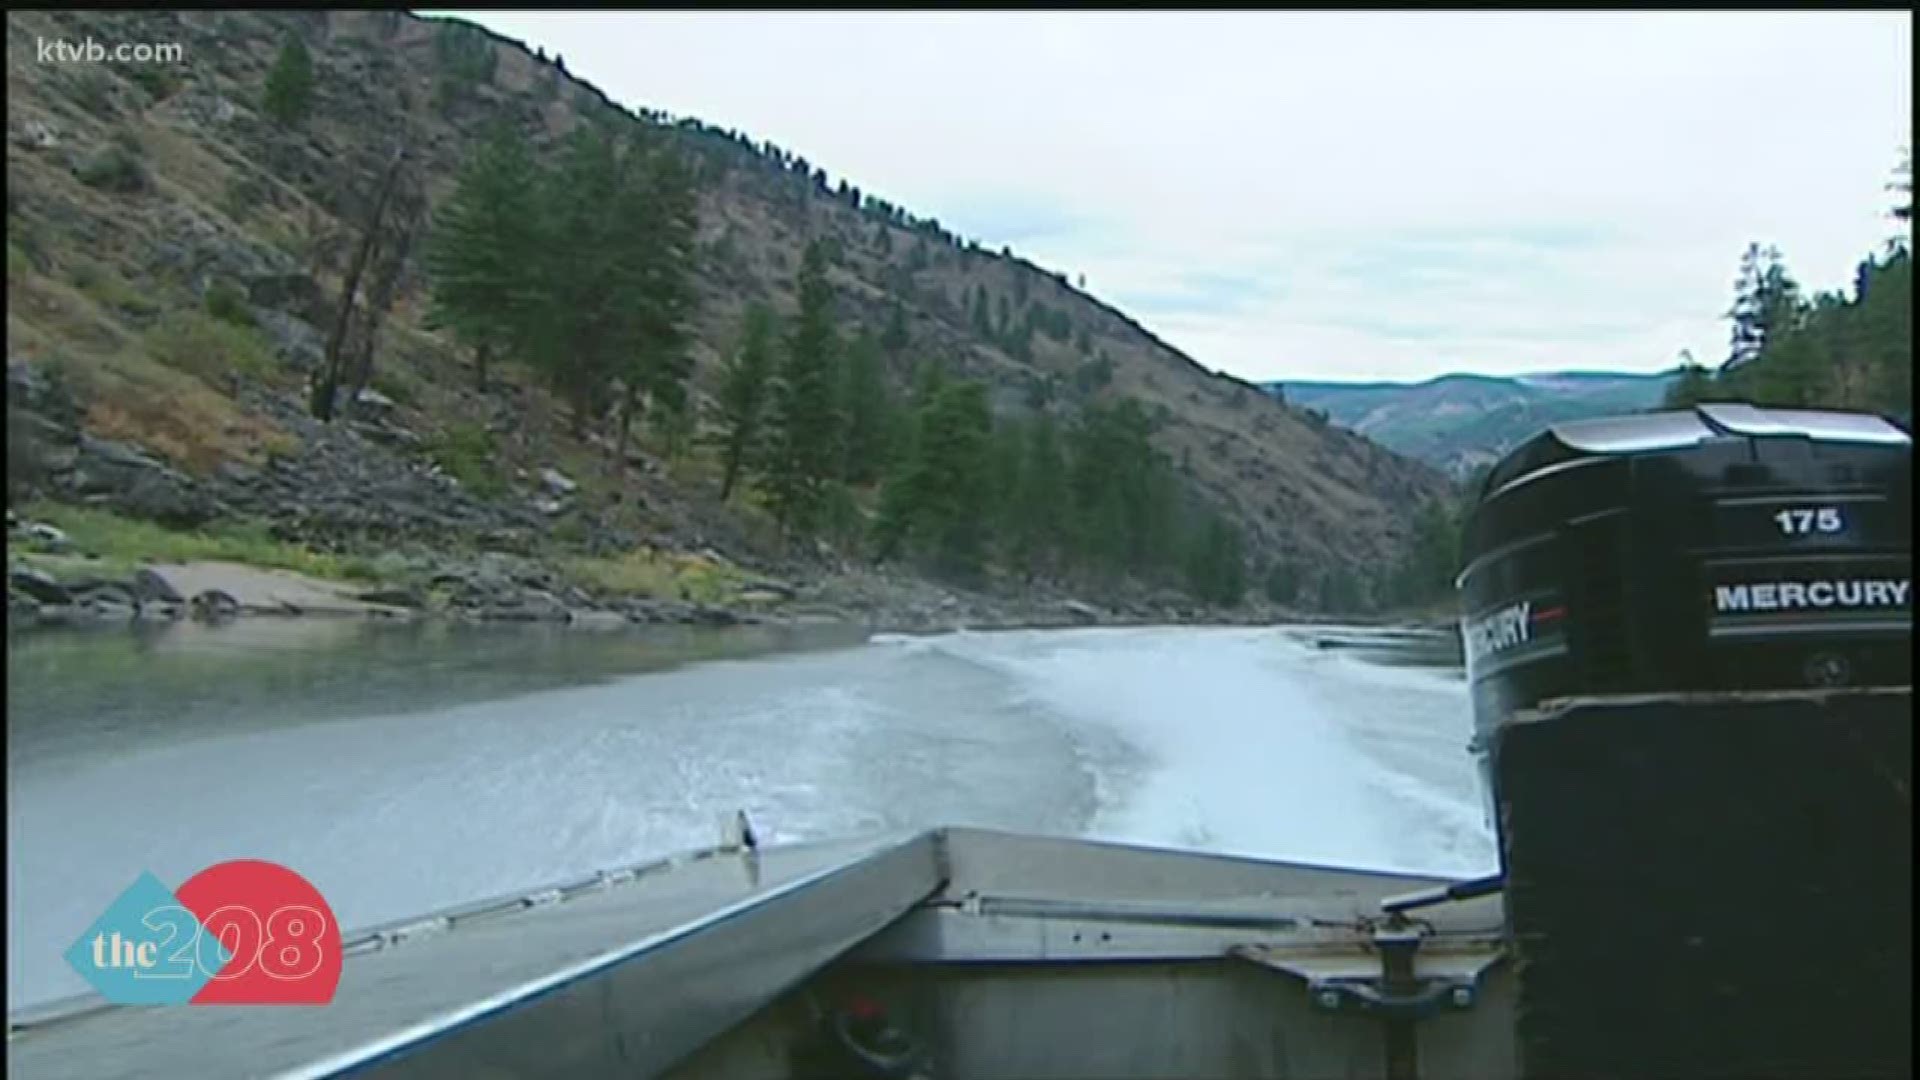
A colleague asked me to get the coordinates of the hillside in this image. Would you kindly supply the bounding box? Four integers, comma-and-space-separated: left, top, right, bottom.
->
5, 9, 1448, 621
1271, 370, 1679, 479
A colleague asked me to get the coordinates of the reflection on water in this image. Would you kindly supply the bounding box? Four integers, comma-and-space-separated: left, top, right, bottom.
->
6, 619, 869, 771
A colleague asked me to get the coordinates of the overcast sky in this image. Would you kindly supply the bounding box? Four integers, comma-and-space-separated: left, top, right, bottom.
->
440, 11, 1911, 384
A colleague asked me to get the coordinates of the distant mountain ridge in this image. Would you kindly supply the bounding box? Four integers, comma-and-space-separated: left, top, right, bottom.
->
1267, 369, 1680, 479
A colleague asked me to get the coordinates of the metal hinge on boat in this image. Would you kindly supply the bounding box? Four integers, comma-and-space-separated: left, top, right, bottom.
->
1232, 925, 1501, 1021
1233, 880, 1507, 1080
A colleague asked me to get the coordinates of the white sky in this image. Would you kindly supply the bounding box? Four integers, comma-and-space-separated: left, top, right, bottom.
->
438, 11, 1911, 383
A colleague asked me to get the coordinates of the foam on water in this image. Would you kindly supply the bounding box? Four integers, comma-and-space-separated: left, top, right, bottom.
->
879, 627, 1494, 876
11, 625, 1494, 1008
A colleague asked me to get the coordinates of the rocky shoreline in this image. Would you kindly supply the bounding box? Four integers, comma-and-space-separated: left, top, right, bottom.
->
8, 358, 1328, 638
6, 504, 1301, 637
5, 552, 1288, 640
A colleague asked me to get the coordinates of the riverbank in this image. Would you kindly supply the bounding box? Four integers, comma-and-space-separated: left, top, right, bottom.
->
7, 506, 1310, 636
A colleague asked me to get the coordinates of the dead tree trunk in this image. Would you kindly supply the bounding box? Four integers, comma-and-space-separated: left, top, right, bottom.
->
615, 379, 642, 468
345, 217, 417, 409
311, 147, 408, 422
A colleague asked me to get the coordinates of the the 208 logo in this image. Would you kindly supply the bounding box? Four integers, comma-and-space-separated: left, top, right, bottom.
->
65, 860, 341, 1005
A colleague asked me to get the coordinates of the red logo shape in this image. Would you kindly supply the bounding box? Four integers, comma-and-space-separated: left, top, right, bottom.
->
176, 859, 342, 1005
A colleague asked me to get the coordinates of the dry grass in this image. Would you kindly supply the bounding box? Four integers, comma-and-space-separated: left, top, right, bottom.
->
7, 240, 33, 284
10, 242, 284, 474
141, 309, 278, 384
562, 546, 758, 604
138, 120, 237, 213
8, 268, 136, 355
41, 341, 288, 474
65, 257, 161, 319
17, 501, 384, 583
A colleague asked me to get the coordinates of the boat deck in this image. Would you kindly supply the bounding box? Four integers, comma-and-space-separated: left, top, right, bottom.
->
6, 833, 938, 1080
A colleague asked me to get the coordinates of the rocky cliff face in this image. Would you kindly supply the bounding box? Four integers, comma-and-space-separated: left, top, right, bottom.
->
6, 9, 1448, 596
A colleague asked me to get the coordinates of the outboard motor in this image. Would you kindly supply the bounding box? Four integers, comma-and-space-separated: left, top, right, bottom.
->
1459, 404, 1911, 1080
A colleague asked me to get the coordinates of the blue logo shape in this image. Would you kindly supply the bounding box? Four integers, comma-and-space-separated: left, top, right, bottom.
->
65, 871, 229, 1005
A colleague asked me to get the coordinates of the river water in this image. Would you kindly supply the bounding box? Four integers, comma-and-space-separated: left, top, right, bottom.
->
6, 619, 1492, 1010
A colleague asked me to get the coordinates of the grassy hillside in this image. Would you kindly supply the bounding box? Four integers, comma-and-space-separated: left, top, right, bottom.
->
6, 9, 1448, 611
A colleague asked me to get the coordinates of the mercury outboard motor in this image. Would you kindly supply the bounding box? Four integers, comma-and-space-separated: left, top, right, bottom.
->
1459, 403, 1911, 1080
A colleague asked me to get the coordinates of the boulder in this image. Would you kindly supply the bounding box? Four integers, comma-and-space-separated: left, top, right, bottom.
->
73, 582, 137, 620
33, 604, 81, 626
11, 117, 60, 151
136, 599, 184, 623
9, 564, 70, 604
352, 387, 397, 411
130, 568, 183, 603
245, 272, 324, 314
568, 610, 628, 631
67, 436, 220, 529
538, 467, 578, 496
9, 590, 42, 622
354, 586, 423, 608
518, 589, 572, 622
189, 589, 240, 622
1062, 599, 1104, 623
20, 522, 70, 551
249, 309, 325, 370
215, 461, 259, 486
686, 604, 741, 628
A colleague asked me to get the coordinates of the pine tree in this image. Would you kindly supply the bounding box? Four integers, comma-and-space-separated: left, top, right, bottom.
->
986, 417, 1025, 541
715, 305, 775, 502
1008, 414, 1070, 578
761, 242, 843, 535
516, 129, 606, 432
873, 379, 992, 579
1009, 318, 1035, 362
1066, 400, 1168, 578
1891, 147, 1912, 225
882, 300, 910, 353
1663, 351, 1718, 409
424, 122, 541, 392
262, 36, 315, 126
970, 286, 992, 337
652, 380, 695, 462
1725, 243, 1801, 371
1387, 498, 1460, 605
838, 334, 891, 485
1184, 514, 1246, 606
1264, 560, 1300, 605
874, 364, 945, 558
621, 144, 700, 459
1860, 248, 1911, 414
1319, 565, 1363, 614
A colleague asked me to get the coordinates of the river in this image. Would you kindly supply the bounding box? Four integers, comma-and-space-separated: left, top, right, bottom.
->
6, 619, 1493, 1010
